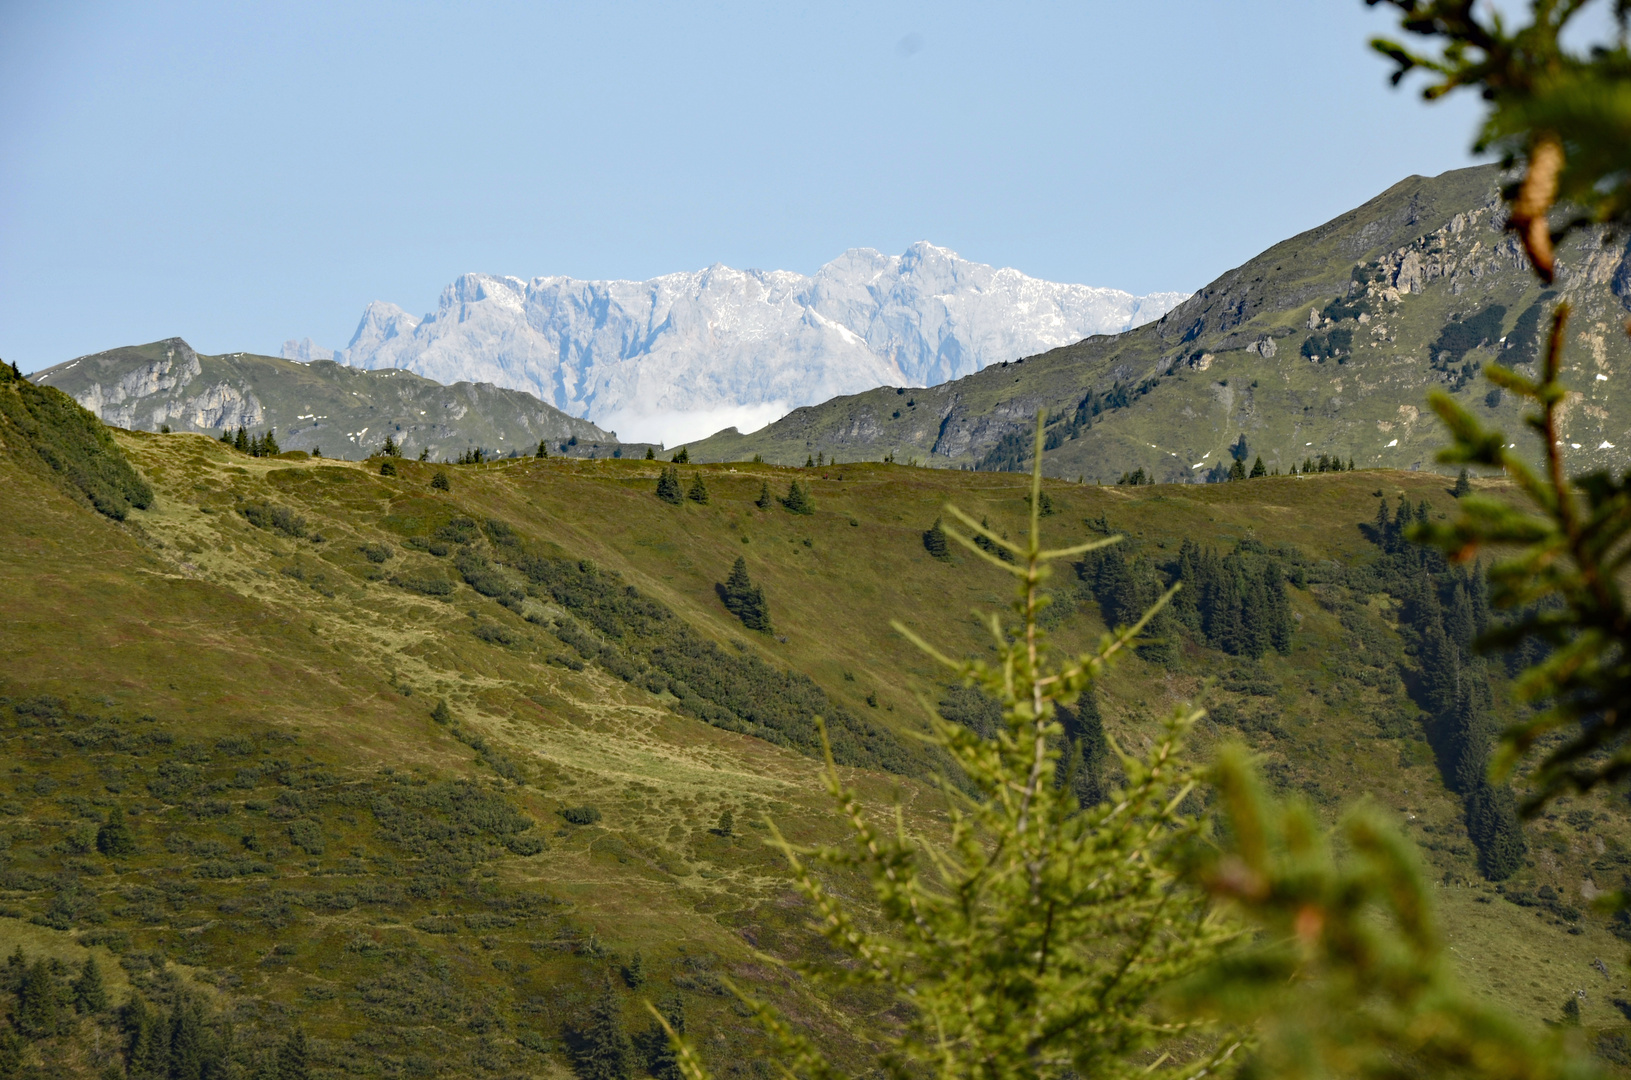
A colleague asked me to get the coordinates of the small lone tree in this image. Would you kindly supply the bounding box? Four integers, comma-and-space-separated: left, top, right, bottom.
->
96, 806, 134, 856
380, 459, 397, 476
1229, 457, 1247, 481
782, 480, 813, 515
655, 467, 683, 504
755, 481, 772, 509
431, 471, 451, 491
430, 698, 453, 725
1249, 455, 1267, 478
417, 447, 428, 461
922, 517, 950, 560
382, 435, 398, 456
686, 474, 709, 504
536, 440, 549, 458
805, 454, 814, 467
715, 808, 734, 836
644, 446, 656, 460
623, 952, 645, 989
1453, 467, 1471, 497
721, 557, 771, 631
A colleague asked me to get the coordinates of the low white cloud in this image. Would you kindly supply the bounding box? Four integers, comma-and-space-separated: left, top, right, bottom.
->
597, 402, 791, 449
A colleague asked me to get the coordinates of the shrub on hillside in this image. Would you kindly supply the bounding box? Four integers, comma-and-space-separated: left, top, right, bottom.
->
239, 502, 308, 538
0, 364, 154, 520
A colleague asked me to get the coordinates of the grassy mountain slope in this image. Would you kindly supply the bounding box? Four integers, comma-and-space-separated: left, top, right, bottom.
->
685, 165, 1631, 481
31, 338, 655, 462
4, 392, 1630, 1074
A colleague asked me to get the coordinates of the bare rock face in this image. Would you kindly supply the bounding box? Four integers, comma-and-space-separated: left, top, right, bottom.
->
306, 243, 1188, 442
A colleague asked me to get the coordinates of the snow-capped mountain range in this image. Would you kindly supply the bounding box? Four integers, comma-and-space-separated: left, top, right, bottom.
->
286, 243, 1188, 446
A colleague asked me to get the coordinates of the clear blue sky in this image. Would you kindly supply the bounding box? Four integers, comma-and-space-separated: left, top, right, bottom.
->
0, 1, 1485, 372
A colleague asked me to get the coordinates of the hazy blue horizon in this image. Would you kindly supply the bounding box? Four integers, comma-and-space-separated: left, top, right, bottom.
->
1, 1, 1484, 373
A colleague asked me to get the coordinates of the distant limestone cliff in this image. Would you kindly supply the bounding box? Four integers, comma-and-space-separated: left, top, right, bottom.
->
292, 243, 1188, 445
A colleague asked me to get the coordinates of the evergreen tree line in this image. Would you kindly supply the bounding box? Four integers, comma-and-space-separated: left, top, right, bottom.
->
1365, 495, 1526, 880
218, 426, 281, 457
656, 470, 809, 514
0, 949, 312, 1079
1076, 539, 1294, 663
1169, 539, 1294, 658
937, 684, 1116, 809
1, 948, 106, 1055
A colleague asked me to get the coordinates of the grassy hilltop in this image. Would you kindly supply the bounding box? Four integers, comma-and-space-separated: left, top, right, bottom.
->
686, 165, 1631, 482
4, 367, 1631, 1075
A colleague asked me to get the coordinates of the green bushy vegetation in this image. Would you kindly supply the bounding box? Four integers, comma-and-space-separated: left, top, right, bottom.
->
0, 363, 152, 520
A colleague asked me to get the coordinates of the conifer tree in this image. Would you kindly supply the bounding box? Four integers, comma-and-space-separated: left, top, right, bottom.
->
721, 557, 771, 631
671, 447, 689, 464
417, 447, 427, 461
1228, 458, 1246, 481
805, 454, 814, 467
97, 805, 135, 856
922, 518, 950, 560
754, 481, 771, 509
219, 429, 233, 444
686, 473, 709, 504
382, 435, 397, 457
537, 440, 549, 458
573, 977, 633, 1080
168, 996, 205, 1080
716, 808, 734, 836
0, 1029, 20, 1079
1249, 455, 1266, 478
277, 1027, 310, 1080
263, 429, 280, 455
380, 459, 397, 476
430, 698, 453, 724
1347, 457, 1356, 470
644, 447, 655, 460
431, 471, 450, 491
15, 960, 58, 1038
234, 426, 249, 453
623, 952, 645, 990
1453, 467, 1471, 497
638, 996, 685, 1080
655, 467, 683, 504
1055, 689, 1112, 808
72, 956, 107, 1013
782, 480, 813, 515
4, 947, 25, 995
